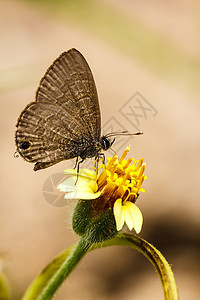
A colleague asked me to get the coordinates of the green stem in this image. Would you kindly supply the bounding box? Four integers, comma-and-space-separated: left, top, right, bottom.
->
23, 234, 178, 300
93, 233, 179, 300
38, 237, 91, 300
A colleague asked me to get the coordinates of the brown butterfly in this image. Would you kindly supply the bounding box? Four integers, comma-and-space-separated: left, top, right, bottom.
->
15, 49, 142, 171
15, 49, 116, 171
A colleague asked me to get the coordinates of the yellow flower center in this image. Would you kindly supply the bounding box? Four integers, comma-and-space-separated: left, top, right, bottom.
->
97, 146, 146, 208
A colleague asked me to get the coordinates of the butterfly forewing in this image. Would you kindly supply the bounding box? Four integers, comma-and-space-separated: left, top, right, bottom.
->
36, 49, 101, 139
15, 49, 102, 170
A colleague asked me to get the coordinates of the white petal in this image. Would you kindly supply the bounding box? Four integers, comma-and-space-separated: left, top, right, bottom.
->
57, 176, 98, 192
122, 205, 134, 231
76, 178, 98, 192
125, 202, 143, 234
57, 177, 76, 192
113, 199, 125, 231
64, 190, 101, 200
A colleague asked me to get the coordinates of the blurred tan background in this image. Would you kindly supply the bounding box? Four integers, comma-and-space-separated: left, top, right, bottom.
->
1, 0, 200, 299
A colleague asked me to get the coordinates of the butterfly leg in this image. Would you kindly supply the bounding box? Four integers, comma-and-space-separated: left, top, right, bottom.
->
75, 157, 85, 185
93, 153, 105, 178
96, 153, 105, 165
73, 156, 79, 169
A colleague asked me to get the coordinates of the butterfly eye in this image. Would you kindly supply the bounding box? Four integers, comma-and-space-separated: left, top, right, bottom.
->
101, 137, 112, 151
19, 141, 32, 150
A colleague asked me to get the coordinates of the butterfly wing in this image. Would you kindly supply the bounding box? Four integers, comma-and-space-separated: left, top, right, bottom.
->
15, 49, 101, 170
36, 48, 101, 141
15, 101, 87, 170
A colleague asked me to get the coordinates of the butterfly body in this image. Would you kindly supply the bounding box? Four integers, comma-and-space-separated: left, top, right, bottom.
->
15, 49, 112, 170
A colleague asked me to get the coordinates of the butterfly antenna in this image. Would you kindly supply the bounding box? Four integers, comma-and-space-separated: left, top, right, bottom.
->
105, 131, 143, 138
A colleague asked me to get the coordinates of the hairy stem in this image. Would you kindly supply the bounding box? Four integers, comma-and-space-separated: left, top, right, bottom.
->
23, 234, 178, 300
37, 237, 91, 300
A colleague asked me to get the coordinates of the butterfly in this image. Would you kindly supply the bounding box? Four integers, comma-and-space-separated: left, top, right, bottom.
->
15, 49, 142, 172
15, 48, 117, 171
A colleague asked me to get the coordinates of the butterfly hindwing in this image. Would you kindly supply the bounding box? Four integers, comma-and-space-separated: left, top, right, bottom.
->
15, 102, 87, 168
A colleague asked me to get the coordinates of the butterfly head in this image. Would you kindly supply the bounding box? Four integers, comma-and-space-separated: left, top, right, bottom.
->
101, 136, 115, 151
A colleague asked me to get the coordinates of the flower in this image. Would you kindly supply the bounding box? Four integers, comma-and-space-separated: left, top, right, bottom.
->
57, 147, 147, 233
